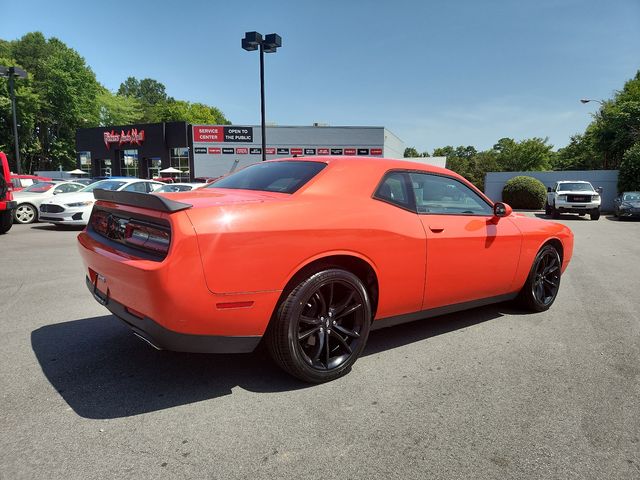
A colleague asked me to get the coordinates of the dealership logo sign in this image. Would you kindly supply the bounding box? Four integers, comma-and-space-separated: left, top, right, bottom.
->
103, 129, 145, 149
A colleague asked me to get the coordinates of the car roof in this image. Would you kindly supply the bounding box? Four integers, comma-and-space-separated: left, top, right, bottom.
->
265, 156, 456, 176
557, 180, 591, 183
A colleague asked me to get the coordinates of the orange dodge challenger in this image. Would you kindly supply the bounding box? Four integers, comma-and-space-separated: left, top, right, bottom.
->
78, 157, 573, 383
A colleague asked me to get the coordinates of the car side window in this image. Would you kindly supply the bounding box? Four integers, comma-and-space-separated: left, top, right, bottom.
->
374, 172, 412, 210
409, 173, 493, 215
55, 184, 83, 194
123, 182, 148, 193
147, 183, 163, 192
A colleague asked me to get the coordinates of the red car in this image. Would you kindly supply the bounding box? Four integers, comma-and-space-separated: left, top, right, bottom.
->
78, 157, 573, 383
0, 152, 17, 234
10, 173, 52, 192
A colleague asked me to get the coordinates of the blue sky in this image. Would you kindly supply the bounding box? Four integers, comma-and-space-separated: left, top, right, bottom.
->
4, 0, 639, 152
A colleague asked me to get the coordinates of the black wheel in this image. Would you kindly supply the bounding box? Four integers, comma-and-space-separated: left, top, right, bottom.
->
613, 207, 618, 218
551, 203, 560, 219
590, 209, 600, 221
0, 210, 12, 234
267, 269, 372, 383
544, 202, 552, 216
14, 203, 37, 224
518, 244, 562, 312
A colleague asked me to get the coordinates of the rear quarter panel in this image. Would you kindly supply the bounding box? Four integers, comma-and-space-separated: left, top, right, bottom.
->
186, 161, 428, 320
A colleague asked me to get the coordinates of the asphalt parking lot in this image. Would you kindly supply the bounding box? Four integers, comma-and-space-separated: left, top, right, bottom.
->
1, 214, 639, 480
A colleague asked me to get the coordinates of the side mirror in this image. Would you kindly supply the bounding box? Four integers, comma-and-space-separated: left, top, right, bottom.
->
494, 202, 512, 218
547, 186, 552, 192
597, 187, 603, 194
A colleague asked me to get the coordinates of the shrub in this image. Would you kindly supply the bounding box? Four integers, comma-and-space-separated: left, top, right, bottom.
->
618, 142, 640, 193
502, 176, 547, 209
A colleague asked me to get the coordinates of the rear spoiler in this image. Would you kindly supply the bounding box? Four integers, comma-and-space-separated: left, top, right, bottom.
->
93, 189, 192, 213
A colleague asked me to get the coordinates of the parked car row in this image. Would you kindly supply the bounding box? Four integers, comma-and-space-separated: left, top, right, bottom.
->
11, 177, 206, 226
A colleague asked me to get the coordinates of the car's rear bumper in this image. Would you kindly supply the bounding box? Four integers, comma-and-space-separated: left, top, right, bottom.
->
85, 276, 261, 353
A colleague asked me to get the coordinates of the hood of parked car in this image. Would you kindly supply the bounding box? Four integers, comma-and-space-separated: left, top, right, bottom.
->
556, 190, 597, 195
41, 191, 94, 206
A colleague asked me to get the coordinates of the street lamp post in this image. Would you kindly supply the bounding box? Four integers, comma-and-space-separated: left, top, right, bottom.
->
242, 31, 282, 162
580, 98, 608, 168
0, 66, 28, 174
580, 98, 604, 105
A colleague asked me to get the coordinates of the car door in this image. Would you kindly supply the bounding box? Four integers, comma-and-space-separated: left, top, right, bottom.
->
408, 172, 522, 309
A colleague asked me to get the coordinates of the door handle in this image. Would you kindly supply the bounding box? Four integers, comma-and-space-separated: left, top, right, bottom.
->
429, 225, 444, 233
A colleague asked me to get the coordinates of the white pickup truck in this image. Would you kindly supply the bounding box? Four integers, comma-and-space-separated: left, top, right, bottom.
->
545, 180, 601, 220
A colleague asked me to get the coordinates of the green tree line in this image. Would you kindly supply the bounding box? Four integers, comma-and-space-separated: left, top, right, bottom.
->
405, 70, 640, 191
0, 32, 230, 172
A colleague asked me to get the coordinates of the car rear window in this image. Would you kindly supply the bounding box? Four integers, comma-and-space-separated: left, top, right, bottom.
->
208, 161, 326, 194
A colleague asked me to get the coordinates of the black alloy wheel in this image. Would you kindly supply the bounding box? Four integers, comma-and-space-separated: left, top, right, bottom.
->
268, 269, 372, 383
518, 244, 562, 312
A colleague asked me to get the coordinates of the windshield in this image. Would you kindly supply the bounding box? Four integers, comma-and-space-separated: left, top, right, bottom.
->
81, 180, 127, 192
622, 192, 640, 201
23, 182, 55, 193
208, 161, 326, 194
558, 183, 594, 192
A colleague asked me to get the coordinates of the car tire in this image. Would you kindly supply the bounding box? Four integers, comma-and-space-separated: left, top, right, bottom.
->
14, 203, 37, 224
0, 210, 12, 234
267, 269, 372, 383
517, 244, 562, 312
590, 209, 600, 221
544, 202, 552, 216
551, 203, 560, 219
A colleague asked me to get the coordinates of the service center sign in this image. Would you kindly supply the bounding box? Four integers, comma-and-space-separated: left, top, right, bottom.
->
193, 126, 254, 143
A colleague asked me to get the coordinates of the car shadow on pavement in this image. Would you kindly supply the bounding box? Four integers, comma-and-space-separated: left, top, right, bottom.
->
32, 303, 521, 419
532, 213, 591, 221
30, 224, 85, 231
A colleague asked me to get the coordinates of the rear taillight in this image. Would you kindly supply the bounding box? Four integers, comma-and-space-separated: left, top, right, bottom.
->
124, 221, 170, 254
91, 210, 110, 235
90, 209, 171, 258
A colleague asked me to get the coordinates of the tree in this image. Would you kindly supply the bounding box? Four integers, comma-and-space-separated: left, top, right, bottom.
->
553, 132, 598, 170
154, 100, 229, 125
404, 147, 419, 157
97, 88, 143, 126
618, 142, 640, 192
492, 137, 554, 171
580, 71, 640, 169
0, 32, 101, 171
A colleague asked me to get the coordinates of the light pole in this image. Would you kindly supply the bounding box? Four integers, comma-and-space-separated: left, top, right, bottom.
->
580, 98, 604, 105
0, 66, 28, 174
242, 31, 282, 162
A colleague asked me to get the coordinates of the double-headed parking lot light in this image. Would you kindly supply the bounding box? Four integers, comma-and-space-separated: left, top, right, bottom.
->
241, 31, 282, 162
0, 66, 28, 174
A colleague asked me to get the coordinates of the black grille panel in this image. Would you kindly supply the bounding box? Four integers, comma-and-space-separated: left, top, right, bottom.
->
567, 195, 592, 203
40, 204, 64, 213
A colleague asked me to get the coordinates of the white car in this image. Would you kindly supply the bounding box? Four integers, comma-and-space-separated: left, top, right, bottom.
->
545, 180, 601, 220
39, 179, 165, 226
153, 183, 205, 193
13, 181, 86, 224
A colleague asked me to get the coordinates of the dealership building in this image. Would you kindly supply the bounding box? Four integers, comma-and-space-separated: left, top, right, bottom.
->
75, 122, 405, 180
